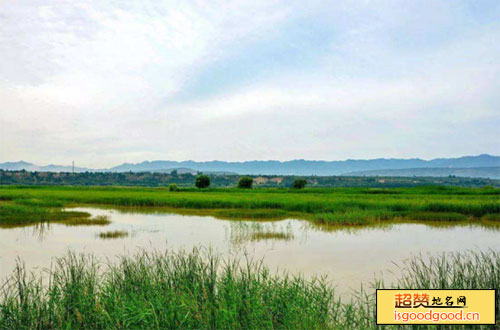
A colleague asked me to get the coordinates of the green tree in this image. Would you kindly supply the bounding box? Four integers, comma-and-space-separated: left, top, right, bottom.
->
195, 174, 210, 188
168, 183, 179, 191
238, 176, 253, 189
293, 179, 307, 189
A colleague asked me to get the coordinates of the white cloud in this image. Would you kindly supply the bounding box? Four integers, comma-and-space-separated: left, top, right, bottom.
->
0, 0, 498, 167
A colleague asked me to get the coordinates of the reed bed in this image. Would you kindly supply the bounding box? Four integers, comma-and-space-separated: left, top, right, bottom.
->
0, 249, 498, 329
0, 203, 91, 225
228, 222, 295, 245
482, 213, 500, 221
0, 186, 498, 227
405, 211, 468, 221
312, 209, 398, 225
396, 250, 500, 291
62, 215, 111, 227
214, 208, 289, 220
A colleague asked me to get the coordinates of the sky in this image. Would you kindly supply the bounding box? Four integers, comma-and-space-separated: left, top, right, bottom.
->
1, 0, 499, 168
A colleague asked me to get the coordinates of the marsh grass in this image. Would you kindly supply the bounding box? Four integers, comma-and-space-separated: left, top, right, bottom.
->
228, 222, 294, 245
214, 208, 288, 220
313, 212, 370, 225
250, 231, 294, 241
0, 249, 498, 329
97, 230, 128, 239
405, 211, 469, 221
0, 195, 111, 228
312, 209, 399, 225
14, 198, 63, 208
62, 215, 111, 227
0, 186, 499, 227
481, 213, 500, 221
396, 250, 500, 291
0, 203, 91, 225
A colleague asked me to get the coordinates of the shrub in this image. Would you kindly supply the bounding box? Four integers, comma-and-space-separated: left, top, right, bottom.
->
168, 183, 179, 192
293, 179, 307, 189
237, 176, 253, 189
195, 175, 210, 189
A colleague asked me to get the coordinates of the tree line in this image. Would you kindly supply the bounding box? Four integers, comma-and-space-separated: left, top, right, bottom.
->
0, 169, 498, 188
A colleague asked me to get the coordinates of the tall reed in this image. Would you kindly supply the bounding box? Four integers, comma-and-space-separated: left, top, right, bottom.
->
0, 249, 498, 329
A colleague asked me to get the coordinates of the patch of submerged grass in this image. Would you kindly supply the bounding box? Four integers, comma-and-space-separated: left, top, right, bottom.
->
214, 208, 289, 220
229, 222, 294, 246
250, 231, 293, 241
0, 249, 498, 329
97, 230, 128, 239
313, 212, 370, 225
62, 215, 111, 227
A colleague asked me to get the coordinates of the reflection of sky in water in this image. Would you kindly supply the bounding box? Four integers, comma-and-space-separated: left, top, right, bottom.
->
1, 206, 499, 297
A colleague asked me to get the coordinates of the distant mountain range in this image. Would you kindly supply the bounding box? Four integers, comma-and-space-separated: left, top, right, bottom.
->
148, 167, 238, 175
343, 166, 500, 179
0, 161, 90, 173
1, 154, 499, 178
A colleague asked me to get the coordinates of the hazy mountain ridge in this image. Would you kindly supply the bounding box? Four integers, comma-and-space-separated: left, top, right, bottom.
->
147, 167, 238, 175
0, 161, 91, 173
1, 155, 499, 177
106, 154, 500, 175
343, 166, 500, 179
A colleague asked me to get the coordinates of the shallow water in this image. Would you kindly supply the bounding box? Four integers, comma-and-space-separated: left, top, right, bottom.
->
1, 206, 499, 297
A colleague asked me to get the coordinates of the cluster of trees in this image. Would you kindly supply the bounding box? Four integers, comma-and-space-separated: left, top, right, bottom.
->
191, 175, 306, 190
0, 169, 497, 188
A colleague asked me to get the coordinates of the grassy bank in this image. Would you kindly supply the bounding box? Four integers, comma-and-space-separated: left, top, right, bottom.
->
0, 198, 112, 228
0, 249, 498, 329
0, 185, 498, 227
0, 203, 95, 227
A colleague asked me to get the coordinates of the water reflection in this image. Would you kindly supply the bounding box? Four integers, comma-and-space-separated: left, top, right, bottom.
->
97, 230, 129, 239
0, 206, 499, 297
2, 204, 499, 234
226, 222, 295, 248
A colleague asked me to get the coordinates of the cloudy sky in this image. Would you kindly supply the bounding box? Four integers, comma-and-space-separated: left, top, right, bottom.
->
1, 0, 499, 168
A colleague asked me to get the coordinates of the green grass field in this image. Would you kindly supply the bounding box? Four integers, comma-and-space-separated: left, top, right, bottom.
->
0, 185, 498, 227
1, 185, 499, 226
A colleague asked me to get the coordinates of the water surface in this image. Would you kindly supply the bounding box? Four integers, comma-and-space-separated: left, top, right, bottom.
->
1, 206, 499, 297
